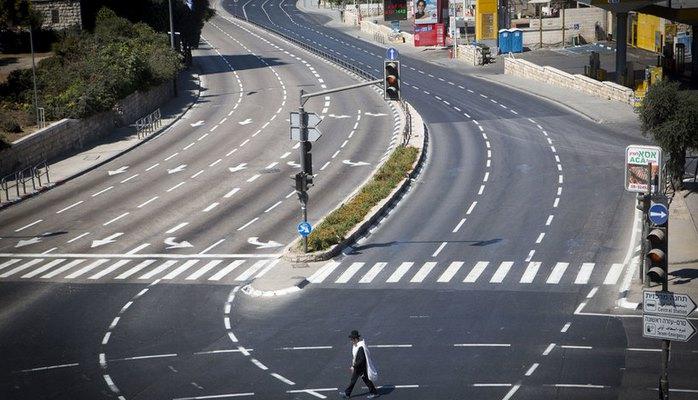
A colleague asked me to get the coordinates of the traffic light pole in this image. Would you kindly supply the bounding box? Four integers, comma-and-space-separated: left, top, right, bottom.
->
295, 80, 382, 253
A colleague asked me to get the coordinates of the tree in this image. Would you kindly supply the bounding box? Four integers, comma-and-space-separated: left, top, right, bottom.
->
0, 0, 43, 30
638, 80, 698, 190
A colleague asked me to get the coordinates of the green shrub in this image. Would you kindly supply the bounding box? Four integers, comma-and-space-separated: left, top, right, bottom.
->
305, 145, 419, 252
0, 110, 22, 134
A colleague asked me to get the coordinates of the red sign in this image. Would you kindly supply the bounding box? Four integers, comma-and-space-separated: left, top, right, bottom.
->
413, 23, 445, 47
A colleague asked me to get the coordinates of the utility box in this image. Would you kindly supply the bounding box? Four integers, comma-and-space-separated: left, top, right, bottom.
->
509, 28, 523, 53
498, 29, 510, 53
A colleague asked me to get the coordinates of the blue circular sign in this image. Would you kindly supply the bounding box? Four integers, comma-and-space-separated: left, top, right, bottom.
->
297, 222, 312, 237
385, 47, 399, 61
648, 203, 669, 225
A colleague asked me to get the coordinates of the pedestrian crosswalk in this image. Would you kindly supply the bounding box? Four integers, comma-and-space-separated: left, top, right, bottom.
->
307, 260, 626, 287
0, 257, 280, 284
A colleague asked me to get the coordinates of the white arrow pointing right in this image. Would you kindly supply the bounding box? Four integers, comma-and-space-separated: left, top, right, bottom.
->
91, 233, 124, 248
108, 166, 129, 176
167, 164, 187, 174
164, 237, 193, 249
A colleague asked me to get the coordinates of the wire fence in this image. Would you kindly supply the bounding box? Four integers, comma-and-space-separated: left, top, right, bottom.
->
135, 108, 162, 139
1, 161, 50, 204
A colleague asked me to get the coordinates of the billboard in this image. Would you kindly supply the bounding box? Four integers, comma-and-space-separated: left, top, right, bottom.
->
384, 0, 408, 21
414, 0, 438, 24
625, 145, 662, 193
414, 23, 445, 47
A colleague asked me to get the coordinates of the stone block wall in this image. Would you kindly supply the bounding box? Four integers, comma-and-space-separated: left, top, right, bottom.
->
503, 57, 635, 105
456, 44, 479, 65
0, 81, 173, 176
32, 0, 82, 31
527, 7, 609, 45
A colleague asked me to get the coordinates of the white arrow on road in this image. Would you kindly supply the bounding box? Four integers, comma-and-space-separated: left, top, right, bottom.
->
15, 237, 41, 248
287, 161, 300, 168
167, 164, 187, 174
247, 237, 283, 249
164, 237, 193, 249
108, 166, 129, 176
364, 112, 387, 117
190, 120, 205, 127
91, 233, 124, 248
229, 163, 248, 173
239, 118, 252, 125
328, 114, 351, 119
343, 160, 370, 167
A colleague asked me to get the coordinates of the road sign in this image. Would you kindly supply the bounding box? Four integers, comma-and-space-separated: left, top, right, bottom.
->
648, 203, 669, 225
391, 20, 400, 32
625, 145, 662, 193
290, 112, 322, 128
290, 127, 322, 142
385, 47, 399, 60
297, 222, 312, 237
643, 314, 696, 342
644, 291, 697, 317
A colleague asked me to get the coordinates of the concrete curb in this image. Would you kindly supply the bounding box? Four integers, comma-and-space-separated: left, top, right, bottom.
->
0, 67, 202, 211
282, 102, 428, 263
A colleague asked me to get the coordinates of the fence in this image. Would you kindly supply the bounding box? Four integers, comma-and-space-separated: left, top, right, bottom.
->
1, 161, 50, 203
135, 108, 162, 139
400, 99, 412, 146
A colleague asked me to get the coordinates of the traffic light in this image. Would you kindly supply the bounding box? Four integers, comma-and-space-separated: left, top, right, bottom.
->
645, 226, 668, 284
294, 172, 308, 192
384, 61, 400, 101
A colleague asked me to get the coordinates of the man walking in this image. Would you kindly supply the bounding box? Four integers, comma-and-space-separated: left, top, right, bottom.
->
340, 330, 379, 399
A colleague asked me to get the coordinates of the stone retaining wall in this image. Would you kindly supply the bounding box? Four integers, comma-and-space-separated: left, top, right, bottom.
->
0, 81, 173, 176
503, 57, 635, 105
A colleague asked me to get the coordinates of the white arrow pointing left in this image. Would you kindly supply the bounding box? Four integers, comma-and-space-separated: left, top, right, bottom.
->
15, 237, 41, 248
91, 233, 124, 248
164, 237, 193, 249
239, 118, 252, 125
247, 237, 283, 249
108, 166, 129, 176
229, 163, 248, 173
167, 164, 187, 174
190, 120, 205, 127
343, 160, 370, 167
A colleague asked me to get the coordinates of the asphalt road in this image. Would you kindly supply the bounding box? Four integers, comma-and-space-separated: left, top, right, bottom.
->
1, 1, 696, 399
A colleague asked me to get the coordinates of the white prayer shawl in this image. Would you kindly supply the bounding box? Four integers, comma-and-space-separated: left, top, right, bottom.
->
352, 340, 378, 382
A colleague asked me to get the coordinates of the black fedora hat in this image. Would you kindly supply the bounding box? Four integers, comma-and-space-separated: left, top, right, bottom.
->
348, 330, 361, 339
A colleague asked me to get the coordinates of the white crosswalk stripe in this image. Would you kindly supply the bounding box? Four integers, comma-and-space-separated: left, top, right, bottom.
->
490, 262, 513, 283
1, 259, 44, 278
575, 263, 595, 284
410, 262, 437, 283
603, 263, 623, 285
336, 262, 364, 283
520, 262, 541, 284
464, 261, 489, 283
234, 260, 266, 281
65, 259, 109, 279
209, 260, 245, 281
437, 262, 463, 283
188, 260, 222, 280
0, 259, 20, 272
386, 262, 413, 283
42, 259, 84, 278
115, 260, 155, 280
89, 260, 131, 280
307, 261, 340, 283
139, 260, 177, 280
162, 260, 199, 280
546, 262, 568, 284
21, 259, 65, 279
359, 263, 386, 283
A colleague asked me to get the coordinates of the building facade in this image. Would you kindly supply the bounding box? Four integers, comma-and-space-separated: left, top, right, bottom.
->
31, 0, 82, 30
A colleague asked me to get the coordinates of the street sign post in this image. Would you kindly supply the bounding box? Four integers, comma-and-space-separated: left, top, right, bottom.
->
625, 145, 662, 193
385, 47, 399, 60
648, 203, 669, 226
297, 221, 312, 237
643, 314, 696, 342
644, 291, 697, 318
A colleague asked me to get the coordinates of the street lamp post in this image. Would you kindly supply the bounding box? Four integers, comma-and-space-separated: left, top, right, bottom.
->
29, 26, 40, 127
168, 0, 178, 96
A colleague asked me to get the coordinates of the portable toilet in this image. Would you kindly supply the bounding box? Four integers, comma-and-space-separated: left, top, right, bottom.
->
498, 29, 511, 54
509, 28, 523, 53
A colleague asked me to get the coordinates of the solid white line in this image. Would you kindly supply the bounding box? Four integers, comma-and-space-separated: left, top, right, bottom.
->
270, 373, 295, 385
432, 242, 447, 257
186, 260, 222, 280
627, 348, 661, 352
604, 263, 624, 285
359, 262, 386, 283
502, 384, 521, 400
454, 343, 511, 347
464, 261, 489, 283
172, 393, 255, 400
452, 218, 466, 232
490, 262, 513, 283
138, 196, 159, 208
370, 344, 413, 348
561, 322, 571, 333
57, 201, 84, 214
575, 263, 595, 284
546, 215, 554, 226
41, 259, 84, 278
103, 212, 129, 226
166, 222, 188, 234
553, 384, 605, 389
1, 253, 282, 259
193, 349, 253, 355
410, 262, 437, 283
281, 346, 333, 350
561, 345, 592, 349
473, 383, 510, 387
92, 186, 114, 197
387, 262, 413, 283
237, 218, 259, 231
466, 201, 477, 215
264, 201, 282, 213
19, 363, 80, 373
112, 353, 177, 361
116, 262, 154, 280
525, 363, 539, 376
438, 262, 464, 283
203, 203, 219, 212
520, 262, 541, 283
543, 343, 556, 355
224, 188, 240, 198
15, 219, 43, 232
536, 233, 545, 243
307, 261, 341, 283
336, 262, 364, 283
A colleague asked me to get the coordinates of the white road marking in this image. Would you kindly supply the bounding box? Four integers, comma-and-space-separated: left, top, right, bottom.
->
172, 393, 254, 400
166, 222, 188, 234
604, 263, 623, 285
15, 219, 43, 232
21, 259, 65, 278
167, 182, 185, 192
536, 233, 545, 243
437, 262, 464, 283
164, 152, 179, 161
546, 215, 554, 225
162, 260, 199, 280
464, 262, 489, 283
186, 260, 222, 280
264, 201, 282, 213
561, 323, 571, 332
224, 188, 240, 198
543, 343, 556, 355
200, 239, 225, 254
525, 250, 535, 262
547, 262, 569, 284
237, 218, 259, 231
466, 201, 477, 215
138, 260, 177, 279
120, 173, 139, 183
452, 218, 466, 232
490, 262, 513, 283
246, 174, 260, 182
432, 242, 447, 257
88, 260, 131, 280
386, 262, 413, 283
115, 260, 155, 279
308, 261, 340, 283
575, 263, 595, 284
56, 201, 84, 214
553, 384, 605, 389
103, 212, 129, 226
234, 260, 267, 281
271, 373, 295, 385
0, 259, 20, 271
191, 170, 205, 179
18, 363, 80, 373
209, 260, 245, 281
138, 196, 158, 208
41, 259, 84, 278
359, 262, 386, 283
336, 262, 364, 283
203, 203, 219, 212
146, 163, 159, 171
525, 363, 539, 376
410, 262, 437, 283
502, 384, 521, 400
587, 287, 599, 298
64, 259, 109, 279
520, 262, 541, 283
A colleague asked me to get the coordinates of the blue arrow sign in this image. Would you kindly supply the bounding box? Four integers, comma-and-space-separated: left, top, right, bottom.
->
649, 203, 669, 225
386, 47, 399, 61
297, 221, 312, 237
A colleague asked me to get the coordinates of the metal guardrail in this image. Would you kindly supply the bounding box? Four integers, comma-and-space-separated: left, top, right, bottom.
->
136, 108, 162, 139
1, 161, 50, 203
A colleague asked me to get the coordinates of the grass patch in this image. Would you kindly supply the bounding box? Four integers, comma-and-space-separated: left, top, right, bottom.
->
305, 145, 419, 252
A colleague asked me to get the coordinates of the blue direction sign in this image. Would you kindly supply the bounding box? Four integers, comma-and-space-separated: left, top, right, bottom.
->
649, 203, 669, 225
386, 47, 399, 61
297, 221, 312, 237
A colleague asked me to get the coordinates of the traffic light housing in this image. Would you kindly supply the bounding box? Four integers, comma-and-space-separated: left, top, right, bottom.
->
384, 61, 400, 101
646, 226, 668, 284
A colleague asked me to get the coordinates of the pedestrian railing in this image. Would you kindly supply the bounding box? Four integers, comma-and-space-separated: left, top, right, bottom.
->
400, 99, 412, 146
0, 161, 50, 204
135, 108, 162, 139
